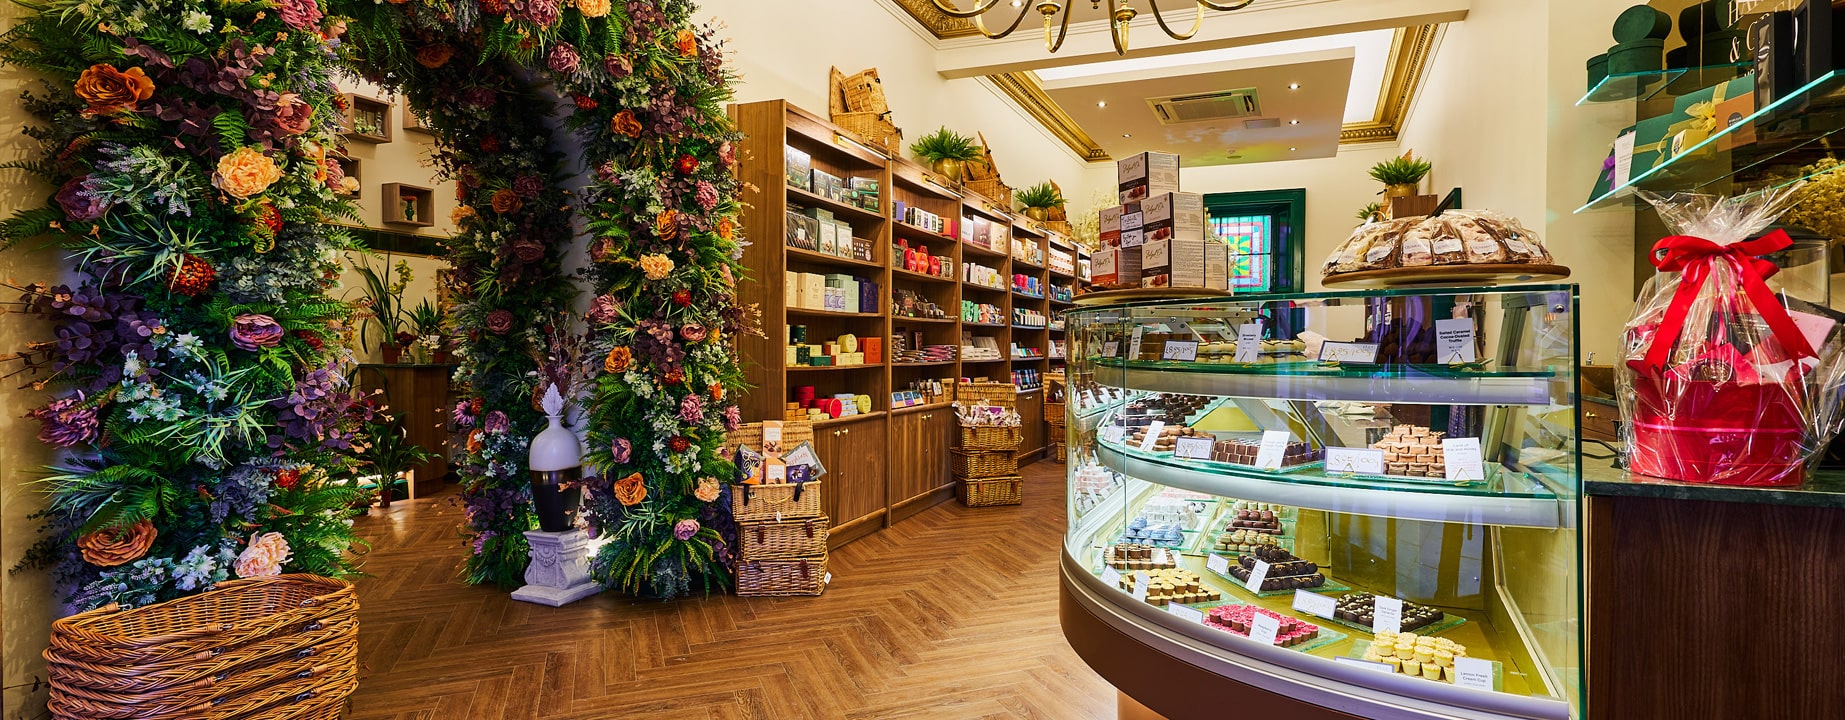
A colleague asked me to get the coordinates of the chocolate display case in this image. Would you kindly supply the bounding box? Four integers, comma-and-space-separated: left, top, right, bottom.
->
1061, 286, 1582, 720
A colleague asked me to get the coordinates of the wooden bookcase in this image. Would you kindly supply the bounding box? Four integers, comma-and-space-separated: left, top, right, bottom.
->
730, 99, 1076, 546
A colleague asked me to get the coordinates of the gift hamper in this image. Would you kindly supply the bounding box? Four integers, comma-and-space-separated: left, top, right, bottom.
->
1618, 188, 1845, 487
952, 401, 1024, 506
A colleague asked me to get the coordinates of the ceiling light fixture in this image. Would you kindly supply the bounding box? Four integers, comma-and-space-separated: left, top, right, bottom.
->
1289, 119, 1300, 125
1097, 100, 1108, 108
1288, 83, 1300, 90
1289, 147, 1297, 151
928, 0, 1256, 55
1122, 133, 1132, 138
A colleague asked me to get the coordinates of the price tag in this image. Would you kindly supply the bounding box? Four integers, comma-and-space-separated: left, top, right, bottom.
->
1443, 437, 1486, 483
1319, 341, 1381, 364
1324, 447, 1386, 476
1372, 596, 1404, 635
824, 572, 833, 584
1436, 318, 1477, 364
1206, 554, 1231, 575
1162, 340, 1199, 361
1132, 572, 1150, 601
1252, 430, 1291, 470
1293, 590, 1337, 619
1166, 602, 1205, 624
1138, 421, 1166, 453
1336, 657, 1398, 674
1174, 436, 1214, 460
1128, 326, 1145, 360
1101, 341, 1120, 357
1101, 426, 1128, 445
1454, 657, 1495, 691
1613, 130, 1636, 187
1248, 613, 1282, 646
1234, 324, 1260, 363
1243, 559, 1272, 593
1100, 566, 1122, 586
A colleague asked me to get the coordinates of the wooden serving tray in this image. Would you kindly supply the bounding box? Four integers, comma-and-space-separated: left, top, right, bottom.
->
1072, 287, 1234, 306
1322, 263, 1570, 289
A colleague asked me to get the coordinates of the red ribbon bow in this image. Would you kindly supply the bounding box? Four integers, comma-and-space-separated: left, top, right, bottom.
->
1641, 228, 1816, 372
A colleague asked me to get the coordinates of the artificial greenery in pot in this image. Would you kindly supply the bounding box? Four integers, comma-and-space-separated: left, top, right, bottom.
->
910, 126, 981, 183
1356, 201, 1384, 223
1370, 152, 1433, 199
357, 415, 439, 504
408, 299, 447, 363
1015, 181, 1066, 221
352, 256, 414, 363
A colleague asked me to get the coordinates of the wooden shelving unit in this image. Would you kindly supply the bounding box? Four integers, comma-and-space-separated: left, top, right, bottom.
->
731, 99, 1079, 544
381, 183, 434, 228
341, 94, 392, 144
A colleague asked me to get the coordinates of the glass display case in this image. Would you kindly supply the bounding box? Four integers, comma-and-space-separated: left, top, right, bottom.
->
1061, 286, 1581, 720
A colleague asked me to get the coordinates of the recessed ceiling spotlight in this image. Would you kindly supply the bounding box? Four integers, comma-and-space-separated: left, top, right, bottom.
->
1289, 119, 1300, 125
1097, 100, 1107, 108
1122, 133, 1132, 138
1289, 147, 1298, 151
1288, 83, 1301, 90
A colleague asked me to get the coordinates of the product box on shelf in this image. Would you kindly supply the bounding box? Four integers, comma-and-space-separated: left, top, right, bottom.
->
811, 169, 845, 202
785, 210, 820, 251
1120, 202, 1146, 248
1118, 151, 1180, 203
1142, 236, 1227, 290
1093, 246, 1124, 287
1100, 205, 1123, 247
850, 177, 881, 212
1142, 192, 1205, 244
784, 145, 811, 191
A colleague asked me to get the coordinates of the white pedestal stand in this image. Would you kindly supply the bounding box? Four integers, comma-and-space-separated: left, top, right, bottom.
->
509, 529, 602, 606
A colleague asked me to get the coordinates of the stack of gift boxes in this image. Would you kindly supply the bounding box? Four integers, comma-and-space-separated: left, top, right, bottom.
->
783, 271, 880, 314
1093, 151, 1229, 291
783, 325, 881, 368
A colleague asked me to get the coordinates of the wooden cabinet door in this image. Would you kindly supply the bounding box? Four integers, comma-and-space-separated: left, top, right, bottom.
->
814, 416, 886, 529
813, 425, 844, 524
925, 409, 955, 489
889, 411, 925, 505
1016, 389, 1045, 459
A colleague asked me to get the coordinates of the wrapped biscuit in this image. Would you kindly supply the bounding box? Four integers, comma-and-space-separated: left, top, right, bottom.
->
1325, 222, 1389, 274
1473, 210, 1553, 264
1398, 217, 1441, 267
1450, 213, 1509, 263
1426, 217, 1469, 265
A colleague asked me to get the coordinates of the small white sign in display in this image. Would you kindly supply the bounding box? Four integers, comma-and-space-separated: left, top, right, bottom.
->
1174, 436, 1215, 460
1101, 341, 1120, 357
1292, 590, 1337, 619
1100, 566, 1121, 586
1243, 559, 1272, 593
1324, 447, 1387, 476
1138, 421, 1166, 453
1132, 572, 1150, 601
1252, 430, 1291, 470
1613, 131, 1637, 187
1128, 326, 1146, 360
1234, 324, 1261, 363
1436, 318, 1478, 364
1372, 596, 1404, 635
1318, 341, 1381, 364
1335, 657, 1398, 674
1166, 603, 1205, 624
1162, 340, 1199, 362
1442, 437, 1487, 483
1206, 554, 1231, 575
1101, 426, 1128, 445
1454, 657, 1495, 691
1248, 613, 1282, 646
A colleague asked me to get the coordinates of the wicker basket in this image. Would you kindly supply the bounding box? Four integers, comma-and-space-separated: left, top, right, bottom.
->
833, 111, 903, 155
730, 480, 823, 523
723, 421, 814, 458
951, 450, 1019, 479
1052, 442, 1067, 463
736, 556, 829, 597
955, 381, 1017, 407
965, 177, 1012, 209
957, 425, 1021, 451
839, 68, 889, 113
957, 476, 1024, 507
738, 516, 830, 560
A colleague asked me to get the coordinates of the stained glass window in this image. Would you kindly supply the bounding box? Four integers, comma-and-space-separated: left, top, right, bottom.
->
1211, 213, 1273, 291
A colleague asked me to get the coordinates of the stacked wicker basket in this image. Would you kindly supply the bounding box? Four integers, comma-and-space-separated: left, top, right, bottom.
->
45, 574, 359, 720
952, 383, 1024, 507
726, 421, 830, 596
1046, 372, 1068, 464
828, 66, 903, 155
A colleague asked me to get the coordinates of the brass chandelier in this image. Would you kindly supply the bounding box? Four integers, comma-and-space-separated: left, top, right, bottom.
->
928, 0, 1256, 55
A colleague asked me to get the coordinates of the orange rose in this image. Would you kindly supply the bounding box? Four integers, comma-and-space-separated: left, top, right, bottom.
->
77, 521, 156, 567
75, 64, 154, 115
693, 477, 720, 503
451, 205, 477, 226
675, 29, 698, 57
491, 188, 523, 214
576, 0, 610, 17
467, 428, 484, 453
613, 472, 647, 506
708, 383, 724, 402
604, 346, 631, 373
638, 253, 674, 280
716, 217, 735, 241
414, 44, 453, 68
654, 210, 678, 238
214, 146, 284, 199
611, 109, 642, 138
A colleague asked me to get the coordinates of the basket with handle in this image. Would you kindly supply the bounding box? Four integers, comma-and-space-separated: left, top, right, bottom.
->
950, 450, 1018, 478
46, 612, 358, 695
46, 574, 355, 665
736, 556, 828, 596
737, 515, 831, 560
956, 426, 1020, 451
828, 66, 903, 155
954, 381, 1017, 407
957, 476, 1023, 507
730, 480, 823, 523
965, 177, 1012, 209
722, 420, 815, 459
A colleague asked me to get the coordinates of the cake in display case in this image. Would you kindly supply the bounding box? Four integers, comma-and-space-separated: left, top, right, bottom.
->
1060, 286, 1582, 720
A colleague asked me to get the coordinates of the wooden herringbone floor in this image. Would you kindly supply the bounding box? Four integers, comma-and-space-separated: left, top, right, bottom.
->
344, 461, 1115, 719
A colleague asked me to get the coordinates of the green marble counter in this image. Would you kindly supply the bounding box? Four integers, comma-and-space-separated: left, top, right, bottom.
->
1583, 461, 1845, 509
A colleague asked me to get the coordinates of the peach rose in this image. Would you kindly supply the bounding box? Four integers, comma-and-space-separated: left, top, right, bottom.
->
613, 472, 647, 506
654, 210, 678, 238
234, 532, 293, 578
214, 146, 284, 199
491, 188, 523, 214
414, 43, 453, 68
638, 253, 674, 281
575, 0, 609, 17
708, 382, 724, 402
716, 217, 735, 241
75, 64, 155, 115
611, 109, 642, 138
675, 29, 698, 57
604, 346, 631, 373
76, 521, 156, 567
451, 205, 477, 226
693, 477, 720, 503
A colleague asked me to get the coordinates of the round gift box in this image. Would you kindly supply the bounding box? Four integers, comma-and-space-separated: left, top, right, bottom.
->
1613, 5, 1672, 43
1587, 52, 1609, 88
1607, 39, 1665, 75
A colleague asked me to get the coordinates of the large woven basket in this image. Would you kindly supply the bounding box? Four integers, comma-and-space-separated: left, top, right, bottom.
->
723, 420, 815, 458
730, 480, 823, 523
955, 381, 1017, 407
1052, 442, 1067, 463
951, 450, 1019, 479
957, 476, 1023, 507
965, 177, 1012, 209
834, 111, 903, 155
957, 426, 1021, 452
738, 516, 831, 560
736, 556, 828, 597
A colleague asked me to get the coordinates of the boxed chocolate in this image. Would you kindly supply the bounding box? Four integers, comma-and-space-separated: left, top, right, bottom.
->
811, 169, 844, 201
784, 145, 811, 191
784, 210, 819, 251
1092, 246, 1121, 286
1118, 151, 1180, 203
849, 177, 881, 212
1142, 192, 1205, 244
1120, 201, 1145, 248
1143, 237, 1224, 289
1100, 205, 1123, 246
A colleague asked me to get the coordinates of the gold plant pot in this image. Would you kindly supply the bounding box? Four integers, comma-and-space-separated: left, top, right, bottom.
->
933, 158, 965, 184
1384, 183, 1419, 199
1024, 207, 1050, 221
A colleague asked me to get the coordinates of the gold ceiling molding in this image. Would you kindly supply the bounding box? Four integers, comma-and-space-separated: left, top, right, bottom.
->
988, 72, 1111, 161
888, 0, 979, 38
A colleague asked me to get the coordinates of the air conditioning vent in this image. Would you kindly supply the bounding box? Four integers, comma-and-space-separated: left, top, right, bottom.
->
1147, 88, 1262, 124
1242, 118, 1281, 130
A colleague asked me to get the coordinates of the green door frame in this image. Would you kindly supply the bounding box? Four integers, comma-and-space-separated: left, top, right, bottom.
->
1202, 188, 1307, 293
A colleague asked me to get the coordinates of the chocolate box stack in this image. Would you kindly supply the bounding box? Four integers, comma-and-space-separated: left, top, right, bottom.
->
1372, 425, 1446, 478
1209, 438, 1323, 467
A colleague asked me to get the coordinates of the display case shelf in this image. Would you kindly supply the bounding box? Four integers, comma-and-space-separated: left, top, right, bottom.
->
1575, 63, 1749, 105
1097, 362, 1559, 406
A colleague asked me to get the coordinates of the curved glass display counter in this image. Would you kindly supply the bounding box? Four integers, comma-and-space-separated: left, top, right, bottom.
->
1061, 286, 1581, 720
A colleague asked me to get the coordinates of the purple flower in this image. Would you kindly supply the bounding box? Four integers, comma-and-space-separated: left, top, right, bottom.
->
452, 400, 476, 428
603, 53, 631, 79
679, 324, 707, 343
546, 43, 579, 74
595, 161, 620, 184
55, 176, 107, 222
679, 393, 704, 424
462, 87, 497, 108
610, 437, 631, 464
512, 174, 545, 198
230, 313, 284, 351
694, 181, 719, 211
721, 405, 741, 431
673, 518, 700, 541
484, 410, 510, 434
521, 0, 558, 26
485, 309, 515, 334
718, 142, 735, 167
30, 395, 99, 447
277, 0, 323, 30
510, 236, 545, 263
587, 295, 621, 324
472, 530, 497, 554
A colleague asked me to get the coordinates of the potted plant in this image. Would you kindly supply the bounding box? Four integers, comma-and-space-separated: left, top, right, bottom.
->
1369, 152, 1432, 199
358, 415, 438, 505
352, 256, 412, 363
407, 299, 448, 363
910, 126, 981, 183
1356, 201, 1383, 223
1015, 181, 1065, 222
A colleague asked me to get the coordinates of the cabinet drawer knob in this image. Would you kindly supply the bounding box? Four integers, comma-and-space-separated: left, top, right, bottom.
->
842, 428, 850, 436
1585, 412, 1599, 420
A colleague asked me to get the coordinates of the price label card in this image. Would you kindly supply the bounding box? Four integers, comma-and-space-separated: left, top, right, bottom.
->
1162, 340, 1199, 362
1166, 603, 1205, 624
1234, 324, 1261, 363
1100, 566, 1122, 586
1324, 447, 1386, 476
1372, 596, 1404, 635
1132, 572, 1150, 601
1243, 559, 1272, 593
1101, 341, 1120, 357
1443, 437, 1486, 483
1101, 426, 1128, 445
1206, 554, 1231, 575
1613, 130, 1636, 187
1436, 318, 1477, 364
1454, 657, 1495, 691
1335, 657, 1398, 674
1253, 430, 1291, 470
1128, 326, 1146, 360
1174, 436, 1215, 460
1293, 590, 1337, 619
1248, 613, 1282, 646
1138, 421, 1166, 453
1318, 341, 1381, 364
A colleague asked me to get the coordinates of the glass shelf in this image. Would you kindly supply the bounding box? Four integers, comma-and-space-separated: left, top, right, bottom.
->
1093, 360, 1560, 406
1575, 63, 1750, 106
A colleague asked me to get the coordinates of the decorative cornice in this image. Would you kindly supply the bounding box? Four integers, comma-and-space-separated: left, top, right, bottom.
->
988, 72, 1111, 161
888, 0, 979, 38
1339, 24, 1439, 144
